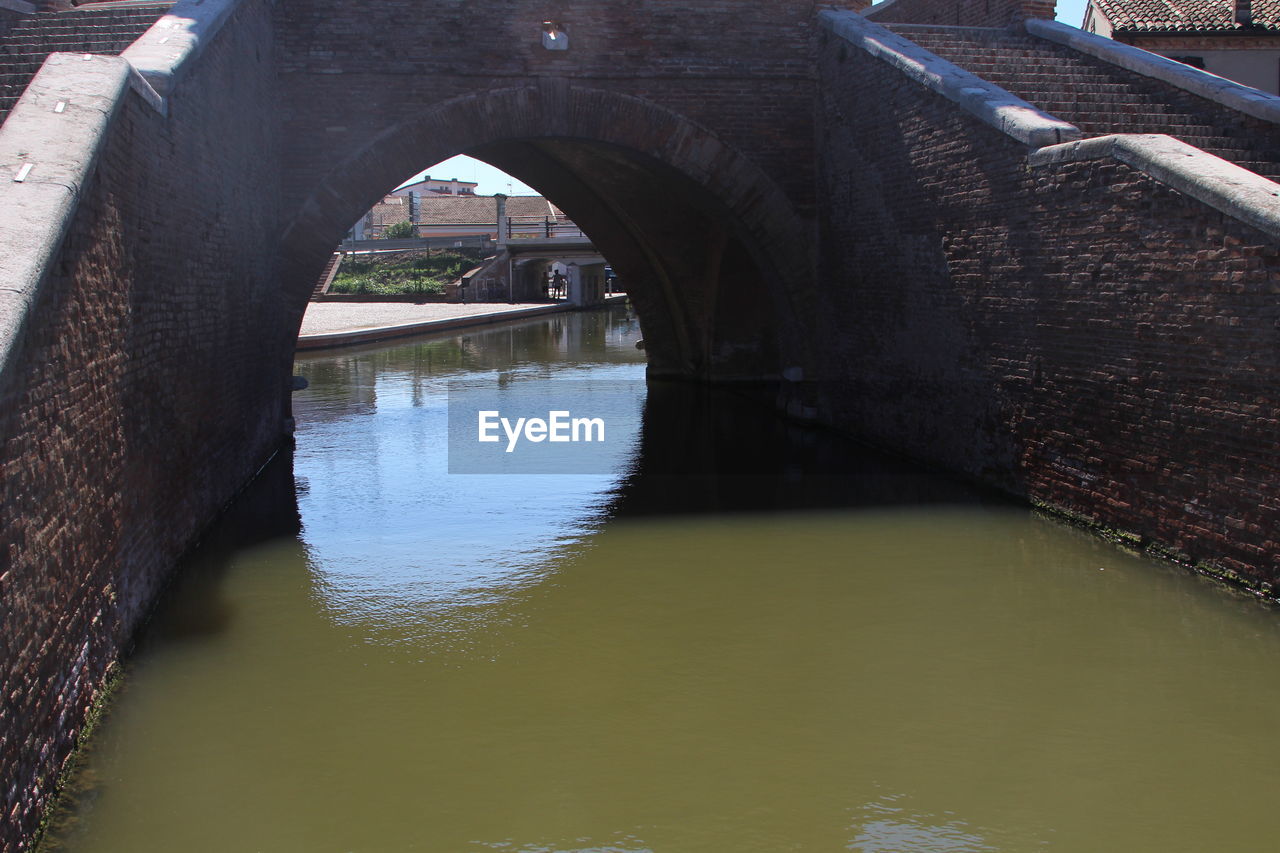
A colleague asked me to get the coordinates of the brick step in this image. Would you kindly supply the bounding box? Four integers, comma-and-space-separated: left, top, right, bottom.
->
10, 14, 164, 22
1006, 91, 1209, 108
3, 34, 146, 43
1, 41, 144, 52
1, 32, 150, 44
2, 27, 157, 37
890, 24, 1280, 160
1, 33, 153, 42
914, 54, 1145, 75
967, 76, 1163, 90
954, 63, 1137, 77
1028, 106, 1217, 124
1018, 102, 1242, 124
0, 30, 156, 46
20, 8, 167, 18
3, 21, 157, 30
5, 20, 159, 30
0, 48, 136, 63
1, 28, 156, 41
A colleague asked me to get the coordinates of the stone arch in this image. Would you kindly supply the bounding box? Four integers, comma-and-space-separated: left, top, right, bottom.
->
279, 80, 814, 381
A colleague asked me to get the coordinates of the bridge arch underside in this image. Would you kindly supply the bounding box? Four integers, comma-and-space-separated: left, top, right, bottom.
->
281, 85, 815, 383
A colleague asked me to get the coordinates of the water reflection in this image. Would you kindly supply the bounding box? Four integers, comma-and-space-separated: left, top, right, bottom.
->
39, 307, 1280, 853
848, 793, 1026, 852
292, 309, 645, 626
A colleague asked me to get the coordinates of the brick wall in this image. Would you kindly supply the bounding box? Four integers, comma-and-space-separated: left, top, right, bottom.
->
4, 2, 1279, 848
865, 0, 1056, 26
815, 31, 1279, 582
0, 1, 282, 848
273, 0, 823, 382
274, 0, 820, 217
0, 7, 22, 37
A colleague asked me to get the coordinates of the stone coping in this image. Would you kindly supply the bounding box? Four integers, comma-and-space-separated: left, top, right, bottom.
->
1030, 133, 1280, 240
0, 0, 242, 381
296, 298, 628, 351
1027, 19, 1280, 126
820, 10, 1081, 148
0, 0, 36, 14
122, 0, 238, 97
0, 54, 133, 380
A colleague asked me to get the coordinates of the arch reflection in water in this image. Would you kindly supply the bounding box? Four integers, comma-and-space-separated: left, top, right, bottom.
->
39, 307, 1280, 853
292, 308, 647, 627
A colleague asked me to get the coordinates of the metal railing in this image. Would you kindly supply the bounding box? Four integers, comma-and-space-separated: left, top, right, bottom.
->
505, 216, 587, 240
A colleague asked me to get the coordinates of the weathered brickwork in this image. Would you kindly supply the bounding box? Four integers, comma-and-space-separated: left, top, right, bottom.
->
271, 0, 834, 379
4, 0, 1280, 849
865, 0, 1056, 26
815, 35, 1279, 581
0, 7, 22, 38
0, 2, 282, 849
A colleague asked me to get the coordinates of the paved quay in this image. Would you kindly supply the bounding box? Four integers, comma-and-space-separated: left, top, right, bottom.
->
296, 301, 576, 350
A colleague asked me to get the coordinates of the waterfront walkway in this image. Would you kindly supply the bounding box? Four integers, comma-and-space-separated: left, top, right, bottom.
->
297, 299, 623, 350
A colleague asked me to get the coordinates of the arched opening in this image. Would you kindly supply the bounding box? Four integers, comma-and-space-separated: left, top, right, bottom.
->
280, 82, 814, 384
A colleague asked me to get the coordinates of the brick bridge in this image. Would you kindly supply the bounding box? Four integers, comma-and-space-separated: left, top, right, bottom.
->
1, 0, 1277, 846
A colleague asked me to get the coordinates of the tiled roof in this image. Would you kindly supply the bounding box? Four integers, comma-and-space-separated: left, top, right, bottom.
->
368, 198, 410, 227
415, 195, 566, 226
1091, 0, 1280, 32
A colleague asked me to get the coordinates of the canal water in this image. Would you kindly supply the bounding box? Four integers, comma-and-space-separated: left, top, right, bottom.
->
41, 307, 1280, 852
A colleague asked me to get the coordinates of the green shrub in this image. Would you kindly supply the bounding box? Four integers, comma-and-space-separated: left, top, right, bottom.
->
380, 220, 416, 239
329, 248, 484, 296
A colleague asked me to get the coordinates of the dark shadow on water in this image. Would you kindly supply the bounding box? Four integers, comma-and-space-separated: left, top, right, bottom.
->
135, 450, 303, 647
606, 379, 1011, 518
36, 452, 305, 852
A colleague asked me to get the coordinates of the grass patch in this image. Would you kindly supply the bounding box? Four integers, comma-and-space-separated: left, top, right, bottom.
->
329, 248, 485, 296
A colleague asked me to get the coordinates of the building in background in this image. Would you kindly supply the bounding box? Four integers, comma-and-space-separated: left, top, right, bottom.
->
356, 195, 413, 239
1083, 0, 1280, 94
349, 194, 575, 241
416, 195, 568, 240
390, 175, 479, 198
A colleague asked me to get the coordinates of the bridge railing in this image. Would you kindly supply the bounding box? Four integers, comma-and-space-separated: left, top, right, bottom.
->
506, 215, 586, 240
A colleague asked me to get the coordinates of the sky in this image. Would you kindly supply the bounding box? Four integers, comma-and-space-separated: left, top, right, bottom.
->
1056, 0, 1089, 27
401, 2, 1091, 198
397, 155, 537, 196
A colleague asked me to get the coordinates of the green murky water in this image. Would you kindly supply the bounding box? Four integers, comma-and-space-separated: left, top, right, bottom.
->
42, 308, 1280, 852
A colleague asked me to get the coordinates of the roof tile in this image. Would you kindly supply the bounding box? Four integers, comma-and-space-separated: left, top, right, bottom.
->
1092, 0, 1280, 32
414, 195, 566, 226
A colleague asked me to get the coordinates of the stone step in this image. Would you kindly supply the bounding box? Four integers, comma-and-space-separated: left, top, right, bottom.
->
885, 21, 1280, 178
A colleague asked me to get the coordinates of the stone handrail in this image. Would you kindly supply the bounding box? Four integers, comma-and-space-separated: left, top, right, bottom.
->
1030, 133, 1280, 241
0, 56, 151, 378
0, 0, 241, 380
820, 10, 1080, 148
123, 0, 239, 96
822, 10, 1280, 241
1027, 19, 1280, 126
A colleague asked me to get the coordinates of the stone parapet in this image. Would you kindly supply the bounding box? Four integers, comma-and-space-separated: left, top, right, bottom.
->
1030, 133, 1280, 240
821, 10, 1080, 147
1028, 18, 1280, 125
0, 0, 283, 848
121, 0, 237, 96
864, 0, 1055, 27
817, 19, 1280, 585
